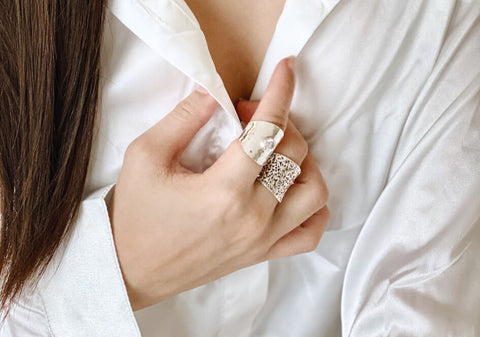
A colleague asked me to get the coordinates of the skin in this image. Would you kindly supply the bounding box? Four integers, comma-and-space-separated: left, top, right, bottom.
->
184, 0, 286, 103
108, 58, 330, 311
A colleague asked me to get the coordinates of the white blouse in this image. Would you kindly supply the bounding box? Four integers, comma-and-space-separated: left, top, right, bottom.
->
2, 0, 479, 336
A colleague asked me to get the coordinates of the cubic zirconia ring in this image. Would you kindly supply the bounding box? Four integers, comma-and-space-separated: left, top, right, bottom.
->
239, 121, 284, 165
257, 153, 301, 202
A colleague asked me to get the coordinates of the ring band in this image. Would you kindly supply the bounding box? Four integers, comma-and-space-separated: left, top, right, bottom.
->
257, 153, 301, 202
239, 121, 284, 165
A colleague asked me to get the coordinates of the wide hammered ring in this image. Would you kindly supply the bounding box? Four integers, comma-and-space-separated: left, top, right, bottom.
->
239, 121, 284, 165
257, 153, 301, 202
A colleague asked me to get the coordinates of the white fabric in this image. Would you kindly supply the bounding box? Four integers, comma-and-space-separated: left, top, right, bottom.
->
2, 0, 479, 336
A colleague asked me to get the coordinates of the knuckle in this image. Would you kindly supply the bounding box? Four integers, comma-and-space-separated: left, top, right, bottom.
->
124, 138, 168, 176
321, 181, 330, 205
174, 100, 197, 123
300, 139, 309, 157
308, 182, 329, 210
252, 243, 270, 261
261, 108, 288, 130
220, 185, 246, 209
322, 206, 331, 223
238, 212, 271, 254
242, 213, 267, 241
305, 208, 330, 252
218, 192, 266, 242
293, 137, 308, 160
125, 138, 150, 162
222, 176, 249, 198
301, 235, 320, 253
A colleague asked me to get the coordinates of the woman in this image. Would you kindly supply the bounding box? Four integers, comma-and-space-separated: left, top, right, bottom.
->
1, 0, 479, 336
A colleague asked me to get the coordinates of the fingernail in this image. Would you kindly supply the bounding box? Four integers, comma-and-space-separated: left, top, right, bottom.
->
236, 97, 247, 107
286, 56, 296, 71
194, 83, 209, 94
192, 83, 219, 110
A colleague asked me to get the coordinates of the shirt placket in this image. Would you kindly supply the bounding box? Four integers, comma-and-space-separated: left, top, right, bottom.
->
217, 0, 342, 335
109, 0, 341, 335
109, 0, 240, 120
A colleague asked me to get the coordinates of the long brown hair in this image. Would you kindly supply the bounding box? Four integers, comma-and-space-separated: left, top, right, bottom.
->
0, 1, 106, 317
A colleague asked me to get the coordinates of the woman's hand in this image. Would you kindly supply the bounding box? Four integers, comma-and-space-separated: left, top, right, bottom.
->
108, 57, 330, 311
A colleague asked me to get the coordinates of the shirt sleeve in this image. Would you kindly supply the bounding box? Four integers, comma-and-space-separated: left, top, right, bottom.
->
341, 8, 480, 335
0, 292, 52, 336
1, 184, 142, 337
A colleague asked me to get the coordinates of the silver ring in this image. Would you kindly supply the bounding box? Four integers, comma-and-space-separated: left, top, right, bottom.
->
257, 153, 301, 202
239, 121, 284, 165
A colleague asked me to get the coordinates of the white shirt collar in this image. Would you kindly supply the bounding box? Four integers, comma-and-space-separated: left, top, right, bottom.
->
108, 0, 342, 118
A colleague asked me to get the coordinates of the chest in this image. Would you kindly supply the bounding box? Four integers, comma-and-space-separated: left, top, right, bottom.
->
185, 0, 286, 104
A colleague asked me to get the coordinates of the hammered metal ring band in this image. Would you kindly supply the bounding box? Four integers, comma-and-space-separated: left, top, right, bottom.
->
257, 153, 301, 202
239, 121, 284, 165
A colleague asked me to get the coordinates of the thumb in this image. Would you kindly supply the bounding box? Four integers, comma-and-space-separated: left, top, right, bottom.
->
144, 87, 218, 163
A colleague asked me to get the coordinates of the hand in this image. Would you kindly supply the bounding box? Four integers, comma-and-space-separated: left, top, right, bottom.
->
107, 57, 330, 311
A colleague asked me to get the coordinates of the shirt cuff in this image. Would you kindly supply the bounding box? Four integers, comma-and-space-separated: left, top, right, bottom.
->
37, 184, 142, 336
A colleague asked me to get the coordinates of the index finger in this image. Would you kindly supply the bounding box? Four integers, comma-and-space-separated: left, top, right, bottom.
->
206, 57, 296, 188
250, 56, 296, 131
